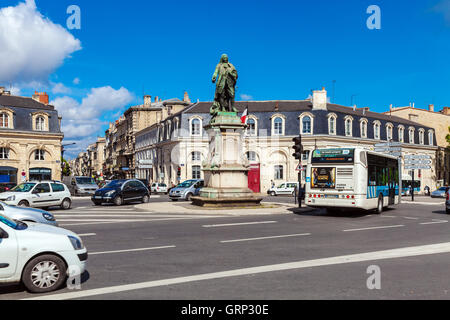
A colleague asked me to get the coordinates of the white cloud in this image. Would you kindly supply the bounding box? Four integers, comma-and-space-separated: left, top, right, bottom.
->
0, 0, 81, 83
73, 77, 80, 85
432, 0, 450, 24
240, 94, 253, 101
52, 82, 71, 94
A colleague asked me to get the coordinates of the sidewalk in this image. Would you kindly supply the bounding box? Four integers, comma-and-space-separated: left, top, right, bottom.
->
135, 201, 314, 216
401, 196, 445, 205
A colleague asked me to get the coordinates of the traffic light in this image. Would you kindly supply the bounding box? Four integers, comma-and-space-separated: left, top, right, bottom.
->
292, 136, 303, 160
177, 167, 181, 177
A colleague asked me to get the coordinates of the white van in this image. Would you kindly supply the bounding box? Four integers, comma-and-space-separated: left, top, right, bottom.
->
268, 182, 299, 196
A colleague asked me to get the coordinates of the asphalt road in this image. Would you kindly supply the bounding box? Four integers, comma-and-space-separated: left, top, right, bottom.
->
1, 196, 449, 300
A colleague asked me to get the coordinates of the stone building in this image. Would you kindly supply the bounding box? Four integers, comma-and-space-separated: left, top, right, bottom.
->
384, 104, 450, 187
86, 137, 106, 177
135, 89, 438, 194
0, 88, 64, 184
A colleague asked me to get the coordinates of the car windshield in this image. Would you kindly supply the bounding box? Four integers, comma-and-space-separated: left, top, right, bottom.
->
11, 183, 36, 193
106, 180, 125, 188
76, 177, 96, 185
0, 214, 27, 230
177, 180, 196, 188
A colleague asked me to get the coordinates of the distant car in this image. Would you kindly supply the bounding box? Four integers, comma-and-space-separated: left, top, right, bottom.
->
268, 182, 299, 196
92, 179, 150, 206
0, 181, 72, 210
0, 183, 17, 193
446, 189, 450, 214
63, 176, 99, 196
0, 201, 57, 226
169, 179, 204, 201
0, 213, 87, 293
431, 187, 449, 198
151, 183, 168, 194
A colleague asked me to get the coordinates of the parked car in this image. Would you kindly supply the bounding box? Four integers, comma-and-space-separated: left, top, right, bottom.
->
0, 213, 87, 293
151, 183, 168, 194
0, 181, 72, 210
138, 179, 151, 194
169, 179, 204, 201
63, 176, 99, 196
0, 201, 57, 226
431, 187, 449, 198
92, 179, 150, 206
446, 189, 450, 214
0, 183, 17, 193
268, 182, 299, 196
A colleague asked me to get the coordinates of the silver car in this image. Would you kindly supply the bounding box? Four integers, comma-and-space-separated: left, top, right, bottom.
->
0, 201, 58, 226
169, 179, 204, 201
431, 187, 449, 198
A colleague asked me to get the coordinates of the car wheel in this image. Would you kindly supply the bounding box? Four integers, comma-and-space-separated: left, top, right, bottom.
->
171, 199, 179, 202
93, 201, 102, 206
447, 208, 450, 215
186, 193, 193, 201
22, 254, 67, 293
18, 200, 30, 207
113, 196, 123, 206
142, 195, 150, 203
270, 191, 276, 197
60, 198, 72, 210
376, 195, 384, 214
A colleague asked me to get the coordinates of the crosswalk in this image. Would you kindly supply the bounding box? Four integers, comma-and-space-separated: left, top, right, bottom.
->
51, 205, 227, 227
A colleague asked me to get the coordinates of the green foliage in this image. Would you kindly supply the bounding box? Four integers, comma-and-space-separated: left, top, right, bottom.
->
61, 157, 71, 177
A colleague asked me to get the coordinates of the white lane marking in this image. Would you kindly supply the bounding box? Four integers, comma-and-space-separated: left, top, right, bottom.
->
58, 217, 205, 227
90, 245, 176, 255
78, 233, 96, 237
403, 217, 419, 220
203, 221, 278, 228
221, 233, 311, 243
343, 225, 404, 232
380, 215, 397, 218
25, 241, 450, 300
420, 220, 448, 225
55, 214, 223, 218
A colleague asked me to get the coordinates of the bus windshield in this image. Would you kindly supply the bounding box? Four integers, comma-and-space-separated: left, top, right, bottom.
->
312, 149, 355, 164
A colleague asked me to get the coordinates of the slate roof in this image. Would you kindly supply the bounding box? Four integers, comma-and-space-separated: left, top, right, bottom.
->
0, 95, 54, 111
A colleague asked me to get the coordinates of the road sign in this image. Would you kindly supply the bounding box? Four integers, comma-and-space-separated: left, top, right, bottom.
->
404, 160, 432, 165
388, 152, 402, 157
374, 147, 402, 152
296, 163, 304, 171
375, 142, 402, 148
138, 160, 153, 165
138, 165, 153, 169
404, 165, 431, 170
404, 155, 432, 160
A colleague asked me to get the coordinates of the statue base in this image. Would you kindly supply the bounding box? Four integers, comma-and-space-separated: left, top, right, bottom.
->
192, 112, 263, 208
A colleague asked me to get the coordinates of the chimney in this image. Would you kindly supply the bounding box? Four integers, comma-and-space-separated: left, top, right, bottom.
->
183, 91, 191, 103
144, 95, 152, 107
312, 87, 327, 110
428, 104, 434, 112
32, 91, 49, 105
154, 96, 159, 103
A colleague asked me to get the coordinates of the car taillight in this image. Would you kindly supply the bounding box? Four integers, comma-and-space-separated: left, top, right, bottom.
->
5, 187, 9, 191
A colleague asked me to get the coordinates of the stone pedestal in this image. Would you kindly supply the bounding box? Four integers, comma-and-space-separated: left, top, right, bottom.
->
191, 112, 263, 207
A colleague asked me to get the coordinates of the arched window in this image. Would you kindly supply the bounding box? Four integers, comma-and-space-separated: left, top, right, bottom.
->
344, 116, 353, 137
398, 126, 404, 143
409, 128, 415, 144
360, 119, 368, 138
0, 113, 9, 128
327, 114, 337, 135
428, 130, 434, 146
302, 116, 311, 134
35, 149, 45, 161
386, 123, 393, 141
247, 118, 257, 136
0, 148, 9, 159
419, 129, 425, 145
35, 116, 45, 131
274, 117, 283, 135
373, 121, 381, 140
191, 118, 201, 136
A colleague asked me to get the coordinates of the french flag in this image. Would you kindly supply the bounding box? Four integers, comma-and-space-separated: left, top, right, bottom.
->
241, 107, 248, 124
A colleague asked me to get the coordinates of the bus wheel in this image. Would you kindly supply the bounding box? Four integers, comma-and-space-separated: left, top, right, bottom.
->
376, 196, 384, 214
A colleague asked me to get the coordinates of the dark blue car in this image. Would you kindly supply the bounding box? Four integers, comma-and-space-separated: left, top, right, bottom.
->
91, 179, 150, 206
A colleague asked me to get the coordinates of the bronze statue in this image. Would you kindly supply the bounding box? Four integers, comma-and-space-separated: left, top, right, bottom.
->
211, 54, 238, 117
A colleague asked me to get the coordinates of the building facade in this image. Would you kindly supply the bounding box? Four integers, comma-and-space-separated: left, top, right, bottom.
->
0, 88, 64, 184
385, 105, 450, 186
135, 89, 439, 194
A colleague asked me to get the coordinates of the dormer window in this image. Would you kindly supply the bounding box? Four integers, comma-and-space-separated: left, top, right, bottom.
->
36, 116, 46, 131
0, 113, 9, 128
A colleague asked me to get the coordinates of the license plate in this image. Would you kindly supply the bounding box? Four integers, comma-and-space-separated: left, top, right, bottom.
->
94, 196, 102, 199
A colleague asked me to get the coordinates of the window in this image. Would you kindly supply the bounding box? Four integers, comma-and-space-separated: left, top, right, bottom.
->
35, 149, 45, 161
246, 151, 257, 162
386, 124, 393, 141
274, 165, 284, 180
0, 113, 9, 128
192, 165, 201, 179
51, 184, 65, 192
345, 117, 353, 137
428, 131, 434, 146
398, 127, 404, 143
302, 150, 310, 161
35, 116, 45, 131
273, 117, 283, 135
360, 120, 368, 138
373, 122, 381, 140
328, 116, 336, 135
34, 183, 51, 194
302, 116, 311, 134
0, 148, 9, 159
419, 129, 425, 145
191, 118, 201, 136
409, 128, 415, 144
192, 151, 201, 161
247, 118, 256, 136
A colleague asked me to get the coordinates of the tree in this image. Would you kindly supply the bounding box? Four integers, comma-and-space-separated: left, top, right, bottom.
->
61, 157, 71, 177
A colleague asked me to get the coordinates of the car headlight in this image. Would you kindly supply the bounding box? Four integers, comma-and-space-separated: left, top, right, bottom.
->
68, 236, 84, 250
6, 195, 15, 201
105, 190, 115, 197
42, 213, 55, 221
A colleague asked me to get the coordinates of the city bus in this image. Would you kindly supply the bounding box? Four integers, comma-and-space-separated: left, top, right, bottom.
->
305, 148, 400, 214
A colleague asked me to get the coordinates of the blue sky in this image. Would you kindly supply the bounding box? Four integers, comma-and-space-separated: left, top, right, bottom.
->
1, 0, 450, 158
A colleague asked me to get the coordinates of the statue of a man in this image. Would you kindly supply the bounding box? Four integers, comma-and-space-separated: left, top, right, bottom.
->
211, 54, 238, 117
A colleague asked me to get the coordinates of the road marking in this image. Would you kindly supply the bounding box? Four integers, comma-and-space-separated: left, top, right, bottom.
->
58, 217, 205, 227
343, 225, 404, 232
26, 241, 450, 300
221, 233, 311, 243
90, 245, 176, 255
380, 215, 397, 218
420, 220, 448, 225
203, 221, 278, 228
403, 217, 419, 220
78, 233, 96, 237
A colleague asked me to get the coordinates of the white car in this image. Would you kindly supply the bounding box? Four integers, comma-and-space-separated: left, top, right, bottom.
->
268, 182, 299, 196
151, 183, 168, 194
0, 181, 72, 210
0, 213, 87, 293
